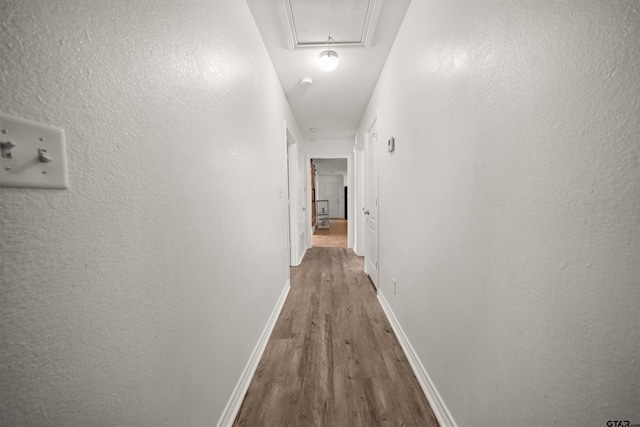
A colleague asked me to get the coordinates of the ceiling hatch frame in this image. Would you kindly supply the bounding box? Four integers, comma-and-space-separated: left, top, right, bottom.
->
281, 0, 383, 49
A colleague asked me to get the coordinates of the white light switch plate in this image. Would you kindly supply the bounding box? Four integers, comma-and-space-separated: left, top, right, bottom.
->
0, 112, 68, 189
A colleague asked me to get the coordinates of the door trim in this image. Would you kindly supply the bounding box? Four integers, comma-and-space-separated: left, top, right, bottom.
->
286, 126, 307, 266
305, 154, 354, 249
364, 117, 379, 288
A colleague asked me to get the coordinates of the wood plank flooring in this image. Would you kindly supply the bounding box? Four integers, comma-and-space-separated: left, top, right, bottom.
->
233, 248, 439, 427
312, 219, 348, 248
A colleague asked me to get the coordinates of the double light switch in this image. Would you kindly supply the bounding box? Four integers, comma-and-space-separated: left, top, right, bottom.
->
0, 112, 68, 189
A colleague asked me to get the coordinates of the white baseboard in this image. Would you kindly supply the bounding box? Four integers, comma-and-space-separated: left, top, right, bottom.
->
377, 291, 458, 427
216, 280, 291, 427
297, 247, 307, 265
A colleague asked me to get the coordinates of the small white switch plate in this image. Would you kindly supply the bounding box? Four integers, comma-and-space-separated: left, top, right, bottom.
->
0, 112, 68, 189
392, 277, 397, 295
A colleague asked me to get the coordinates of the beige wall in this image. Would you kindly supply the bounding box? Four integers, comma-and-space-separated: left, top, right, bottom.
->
358, 1, 640, 426
0, 1, 302, 425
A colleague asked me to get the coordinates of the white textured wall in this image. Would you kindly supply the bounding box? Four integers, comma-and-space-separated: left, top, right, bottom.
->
0, 1, 302, 426
359, 1, 640, 426
300, 138, 354, 156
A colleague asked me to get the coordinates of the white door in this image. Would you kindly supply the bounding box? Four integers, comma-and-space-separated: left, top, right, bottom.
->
364, 120, 379, 288
325, 182, 341, 218
287, 132, 306, 266
287, 139, 297, 266
295, 147, 306, 261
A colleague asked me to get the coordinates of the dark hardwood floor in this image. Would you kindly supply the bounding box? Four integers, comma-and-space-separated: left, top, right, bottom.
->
233, 247, 439, 427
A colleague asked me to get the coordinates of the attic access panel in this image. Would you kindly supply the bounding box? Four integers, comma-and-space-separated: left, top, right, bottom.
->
283, 0, 382, 48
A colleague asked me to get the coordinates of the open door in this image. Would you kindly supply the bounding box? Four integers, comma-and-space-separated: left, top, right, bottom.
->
287, 130, 306, 266
294, 144, 306, 263
364, 119, 379, 288
286, 131, 296, 266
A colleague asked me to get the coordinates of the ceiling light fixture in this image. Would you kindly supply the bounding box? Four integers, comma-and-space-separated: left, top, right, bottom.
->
318, 35, 339, 72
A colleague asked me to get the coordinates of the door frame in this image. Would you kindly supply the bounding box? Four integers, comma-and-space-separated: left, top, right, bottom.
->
286, 129, 296, 266
364, 117, 379, 289
286, 126, 307, 266
305, 154, 354, 249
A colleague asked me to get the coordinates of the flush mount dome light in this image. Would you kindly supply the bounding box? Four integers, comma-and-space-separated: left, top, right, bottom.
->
318, 35, 339, 72
318, 50, 339, 72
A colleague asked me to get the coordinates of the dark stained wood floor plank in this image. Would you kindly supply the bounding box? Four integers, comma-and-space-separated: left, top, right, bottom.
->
233, 247, 439, 427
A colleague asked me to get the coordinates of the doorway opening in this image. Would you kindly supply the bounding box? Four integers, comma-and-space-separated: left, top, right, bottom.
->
311, 158, 348, 248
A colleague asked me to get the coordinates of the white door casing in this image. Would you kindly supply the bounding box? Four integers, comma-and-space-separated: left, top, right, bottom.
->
364, 119, 379, 288
287, 136, 297, 266
307, 155, 353, 248
295, 146, 306, 261
287, 129, 306, 266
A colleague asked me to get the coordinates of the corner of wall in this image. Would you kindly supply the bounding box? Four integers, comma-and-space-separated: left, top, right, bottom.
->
216, 280, 291, 427
377, 292, 457, 427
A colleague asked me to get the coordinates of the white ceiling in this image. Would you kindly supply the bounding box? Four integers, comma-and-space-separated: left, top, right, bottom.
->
247, 0, 410, 142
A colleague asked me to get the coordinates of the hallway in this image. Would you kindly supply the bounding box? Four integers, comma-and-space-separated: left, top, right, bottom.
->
2, 1, 639, 426
233, 248, 438, 426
